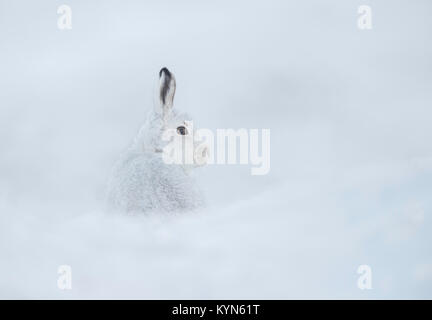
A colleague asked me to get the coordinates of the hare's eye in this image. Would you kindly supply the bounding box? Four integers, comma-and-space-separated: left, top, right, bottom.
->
177, 126, 188, 135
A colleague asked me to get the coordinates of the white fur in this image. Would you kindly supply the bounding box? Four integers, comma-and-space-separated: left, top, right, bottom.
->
107, 69, 205, 214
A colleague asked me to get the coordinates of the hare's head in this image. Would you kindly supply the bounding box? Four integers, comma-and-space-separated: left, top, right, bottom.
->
146, 68, 209, 169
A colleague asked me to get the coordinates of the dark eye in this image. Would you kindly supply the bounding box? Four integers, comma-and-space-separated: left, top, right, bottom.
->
177, 126, 188, 135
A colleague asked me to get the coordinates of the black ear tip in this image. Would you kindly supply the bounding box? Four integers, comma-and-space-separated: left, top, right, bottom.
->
159, 67, 171, 78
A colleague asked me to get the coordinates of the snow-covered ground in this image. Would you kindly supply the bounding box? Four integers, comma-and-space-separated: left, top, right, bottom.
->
0, 0, 431, 298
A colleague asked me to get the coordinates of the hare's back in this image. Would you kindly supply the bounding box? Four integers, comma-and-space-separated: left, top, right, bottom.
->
108, 151, 157, 212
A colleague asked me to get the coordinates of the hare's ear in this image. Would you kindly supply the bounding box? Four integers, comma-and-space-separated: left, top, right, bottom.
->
159, 67, 176, 114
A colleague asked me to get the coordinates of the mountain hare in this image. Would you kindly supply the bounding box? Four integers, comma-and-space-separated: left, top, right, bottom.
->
107, 68, 208, 214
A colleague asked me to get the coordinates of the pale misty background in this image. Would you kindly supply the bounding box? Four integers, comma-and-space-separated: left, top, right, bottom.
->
0, 0, 431, 298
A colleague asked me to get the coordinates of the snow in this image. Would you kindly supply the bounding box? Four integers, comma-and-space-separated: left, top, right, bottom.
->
0, 0, 431, 299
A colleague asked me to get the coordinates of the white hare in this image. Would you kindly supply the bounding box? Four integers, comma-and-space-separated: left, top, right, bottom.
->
107, 68, 208, 214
